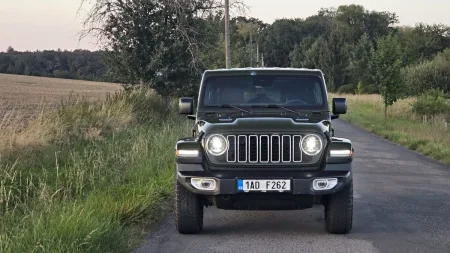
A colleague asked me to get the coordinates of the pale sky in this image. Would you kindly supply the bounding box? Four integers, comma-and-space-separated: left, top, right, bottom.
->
1, 0, 450, 52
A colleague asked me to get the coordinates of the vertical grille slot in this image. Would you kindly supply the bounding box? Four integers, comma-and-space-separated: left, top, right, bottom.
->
260, 135, 269, 163
248, 135, 258, 163
271, 135, 280, 163
227, 135, 236, 162
282, 135, 291, 162
293, 135, 302, 162
238, 135, 247, 162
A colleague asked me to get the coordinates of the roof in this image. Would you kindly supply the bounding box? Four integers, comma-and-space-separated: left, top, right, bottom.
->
203, 67, 324, 75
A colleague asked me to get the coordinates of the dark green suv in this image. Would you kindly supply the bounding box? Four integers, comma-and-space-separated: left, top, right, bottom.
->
175, 68, 353, 234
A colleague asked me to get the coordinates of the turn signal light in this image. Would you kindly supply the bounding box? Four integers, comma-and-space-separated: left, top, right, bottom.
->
176, 150, 199, 157
329, 150, 353, 157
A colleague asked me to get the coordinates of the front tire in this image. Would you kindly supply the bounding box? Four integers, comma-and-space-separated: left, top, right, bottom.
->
175, 181, 203, 234
324, 180, 353, 234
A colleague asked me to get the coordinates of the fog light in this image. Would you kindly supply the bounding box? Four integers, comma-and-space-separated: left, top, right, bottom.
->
312, 178, 338, 191
201, 181, 211, 188
191, 178, 217, 191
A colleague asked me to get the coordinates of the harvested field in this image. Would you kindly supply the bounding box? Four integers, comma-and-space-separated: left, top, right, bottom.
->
0, 73, 122, 120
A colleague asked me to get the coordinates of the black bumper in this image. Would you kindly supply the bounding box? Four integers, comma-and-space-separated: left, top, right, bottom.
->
176, 163, 352, 196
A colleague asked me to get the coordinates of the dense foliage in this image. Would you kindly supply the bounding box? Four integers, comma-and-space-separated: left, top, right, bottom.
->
402, 48, 450, 96
79, 2, 450, 101
3, 3, 450, 102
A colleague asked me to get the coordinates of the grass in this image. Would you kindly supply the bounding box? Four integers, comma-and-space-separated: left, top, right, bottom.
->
330, 93, 450, 165
0, 84, 191, 252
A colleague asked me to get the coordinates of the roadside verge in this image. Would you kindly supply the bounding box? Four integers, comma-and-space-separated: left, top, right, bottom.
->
0, 89, 189, 253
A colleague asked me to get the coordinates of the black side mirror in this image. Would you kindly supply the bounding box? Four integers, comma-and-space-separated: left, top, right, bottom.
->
179, 97, 194, 115
332, 98, 347, 115
331, 114, 340, 120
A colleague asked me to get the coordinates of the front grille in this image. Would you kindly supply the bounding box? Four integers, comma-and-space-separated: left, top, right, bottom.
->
226, 134, 303, 163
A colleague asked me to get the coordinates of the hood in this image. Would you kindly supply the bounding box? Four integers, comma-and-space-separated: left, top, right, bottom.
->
196, 109, 331, 123
198, 117, 331, 136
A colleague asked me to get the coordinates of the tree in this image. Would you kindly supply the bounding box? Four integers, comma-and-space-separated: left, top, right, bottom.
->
236, 21, 260, 67
258, 19, 306, 67
6, 46, 15, 54
370, 34, 403, 118
291, 24, 351, 91
348, 33, 374, 87
319, 5, 399, 46
289, 36, 317, 68
364, 10, 399, 46
321, 25, 351, 91
398, 23, 450, 65
334, 4, 366, 43
80, 0, 245, 97
223, 16, 267, 68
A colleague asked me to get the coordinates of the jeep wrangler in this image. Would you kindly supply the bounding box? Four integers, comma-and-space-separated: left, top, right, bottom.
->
175, 68, 353, 234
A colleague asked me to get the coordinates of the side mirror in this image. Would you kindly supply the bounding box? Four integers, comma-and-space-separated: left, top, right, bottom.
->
332, 98, 347, 115
179, 97, 194, 115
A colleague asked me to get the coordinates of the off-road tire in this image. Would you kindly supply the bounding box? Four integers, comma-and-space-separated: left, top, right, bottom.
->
324, 180, 353, 234
175, 181, 203, 234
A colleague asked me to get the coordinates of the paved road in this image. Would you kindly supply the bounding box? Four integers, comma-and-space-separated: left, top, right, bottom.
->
134, 119, 450, 253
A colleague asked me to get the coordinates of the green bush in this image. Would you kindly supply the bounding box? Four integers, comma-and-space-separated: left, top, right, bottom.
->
363, 84, 379, 94
411, 89, 450, 116
403, 48, 450, 96
337, 83, 357, 94
338, 82, 379, 94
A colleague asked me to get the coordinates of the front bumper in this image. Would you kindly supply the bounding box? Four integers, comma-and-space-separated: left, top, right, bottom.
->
176, 163, 352, 196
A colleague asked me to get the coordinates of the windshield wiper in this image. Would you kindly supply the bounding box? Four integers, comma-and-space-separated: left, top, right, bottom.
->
263, 104, 301, 116
218, 104, 251, 114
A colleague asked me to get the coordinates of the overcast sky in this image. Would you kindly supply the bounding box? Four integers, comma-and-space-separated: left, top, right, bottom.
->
1, 0, 450, 52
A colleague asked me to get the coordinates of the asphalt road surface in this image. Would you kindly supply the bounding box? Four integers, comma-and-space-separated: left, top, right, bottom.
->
134, 119, 450, 253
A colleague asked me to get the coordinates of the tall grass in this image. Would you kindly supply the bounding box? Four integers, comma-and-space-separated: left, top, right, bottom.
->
330, 93, 450, 165
0, 89, 191, 252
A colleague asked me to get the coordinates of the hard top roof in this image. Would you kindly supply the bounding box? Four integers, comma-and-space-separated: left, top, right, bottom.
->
203, 67, 324, 75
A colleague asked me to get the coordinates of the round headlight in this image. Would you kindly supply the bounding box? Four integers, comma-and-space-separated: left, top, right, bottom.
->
206, 134, 228, 156
301, 134, 323, 156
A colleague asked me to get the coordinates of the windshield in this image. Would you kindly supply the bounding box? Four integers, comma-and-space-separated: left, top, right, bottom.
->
200, 74, 326, 110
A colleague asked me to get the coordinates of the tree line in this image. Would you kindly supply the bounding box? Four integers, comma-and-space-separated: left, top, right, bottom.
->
0, 47, 112, 82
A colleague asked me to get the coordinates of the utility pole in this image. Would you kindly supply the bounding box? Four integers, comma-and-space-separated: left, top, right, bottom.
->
250, 29, 253, 67
224, 0, 231, 68
256, 44, 259, 67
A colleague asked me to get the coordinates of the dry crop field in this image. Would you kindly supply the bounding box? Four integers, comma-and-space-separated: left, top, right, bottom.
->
0, 73, 122, 120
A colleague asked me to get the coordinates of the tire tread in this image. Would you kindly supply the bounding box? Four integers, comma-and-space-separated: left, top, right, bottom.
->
175, 181, 203, 234
325, 180, 353, 234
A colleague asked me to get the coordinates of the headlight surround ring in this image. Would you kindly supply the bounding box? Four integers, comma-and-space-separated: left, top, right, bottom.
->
301, 134, 323, 156
205, 134, 228, 156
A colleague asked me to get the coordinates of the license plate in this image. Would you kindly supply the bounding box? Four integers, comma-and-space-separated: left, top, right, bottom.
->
237, 179, 291, 192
